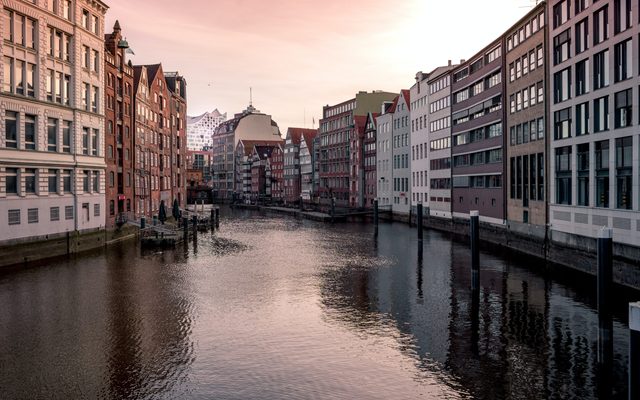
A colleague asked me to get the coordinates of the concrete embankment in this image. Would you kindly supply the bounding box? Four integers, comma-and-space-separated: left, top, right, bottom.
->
0, 225, 138, 268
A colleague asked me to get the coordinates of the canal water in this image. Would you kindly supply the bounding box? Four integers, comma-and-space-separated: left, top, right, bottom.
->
0, 208, 634, 399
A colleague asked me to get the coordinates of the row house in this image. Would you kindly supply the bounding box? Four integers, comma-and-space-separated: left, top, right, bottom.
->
299, 129, 318, 201
376, 100, 396, 207
269, 143, 284, 202
410, 72, 431, 209
348, 114, 366, 208
451, 39, 505, 225
104, 20, 133, 227
363, 112, 379, 208
426, 64, 457, 219
391, 90, 411, 215
235, 139, 282, 203
1, 0, 108, 243
548, 0, 640, 247
318, 91, 397, 207
506, 4, 548, 229
211, 105, 281, 201
283, 127, 315, 203
165, 71, 187, 208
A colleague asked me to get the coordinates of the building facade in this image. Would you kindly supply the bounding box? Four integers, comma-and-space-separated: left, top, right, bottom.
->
506, 4, 548, 229
318, 91, 397, 207
1, 0, 108, 243
363, 112, 378, 208
211, 105, 281, 201
410, 72, 430, 209
376, 101, 395, 207
391, 90, 411, 215
451, 40, 505, 224
283, 128, 315, 204
186, 109, 225, 151
426, 65, 456, 219
165, 71, 187, 208
104, 20, 133, 228
299, 129, 317, 201
548, 0, 640, 247
348, 115, 366, 208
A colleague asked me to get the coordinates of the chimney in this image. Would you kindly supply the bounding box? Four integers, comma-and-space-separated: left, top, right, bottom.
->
460, 59, 466, 64
448, 59, 452, 66
415, 71, 423, 82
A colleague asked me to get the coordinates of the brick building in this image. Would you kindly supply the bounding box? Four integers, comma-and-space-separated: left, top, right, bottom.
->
104, 20, 134, 227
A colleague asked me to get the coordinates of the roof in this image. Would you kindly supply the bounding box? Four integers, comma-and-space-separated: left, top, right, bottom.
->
286, 127, 317, 146
237, 139, 284, 157
253, 145, 277, 160
301, 129, 318, 149
187, 109, 226, 125
388, 95, 400, 113
353, 115, 367, 138
400, 89, 411, 110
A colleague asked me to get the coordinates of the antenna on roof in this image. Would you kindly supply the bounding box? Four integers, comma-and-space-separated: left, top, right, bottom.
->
249, 87, 253, 107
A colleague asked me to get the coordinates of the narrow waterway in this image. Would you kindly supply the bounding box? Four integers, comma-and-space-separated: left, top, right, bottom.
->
0, 208, 634, 399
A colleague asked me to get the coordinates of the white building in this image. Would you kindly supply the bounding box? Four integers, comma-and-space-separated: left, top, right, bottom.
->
1, 0, 108, 244
410, 72, 430, 208
186, 109, 226, 151
426, 64, 456, 219
376, 101, 395, 207
392, 90, 411, 215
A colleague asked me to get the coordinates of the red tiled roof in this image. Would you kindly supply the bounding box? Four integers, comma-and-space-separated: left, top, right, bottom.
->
401, 89, 411, 111
301, 129, 318, 149
285, 128, 315, 145
388, 95, 400, 113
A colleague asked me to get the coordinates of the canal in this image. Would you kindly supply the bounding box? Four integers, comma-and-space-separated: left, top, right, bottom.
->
0, 208, 635, 399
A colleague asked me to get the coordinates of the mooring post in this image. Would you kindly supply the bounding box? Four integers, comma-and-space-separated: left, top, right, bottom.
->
191, 215, 198, 237
374, 199, 379, 226
630, 302, 640, 400
215, 208, 220, 228
140, 217, 146, 230
597, 227, 613, 368
470, 210, 480, 293
210, 208, 215, 231
417, 203, 423, 241
331, 197, 335, 222
300, 196, 304, 211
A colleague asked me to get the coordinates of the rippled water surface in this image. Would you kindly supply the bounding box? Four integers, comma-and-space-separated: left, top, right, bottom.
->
0, 208, 633, 399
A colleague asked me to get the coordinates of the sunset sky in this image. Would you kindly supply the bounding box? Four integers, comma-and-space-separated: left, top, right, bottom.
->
105, 0, 535, 133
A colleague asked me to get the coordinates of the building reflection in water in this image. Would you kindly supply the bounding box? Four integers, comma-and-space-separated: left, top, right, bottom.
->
317, 221, 631, 399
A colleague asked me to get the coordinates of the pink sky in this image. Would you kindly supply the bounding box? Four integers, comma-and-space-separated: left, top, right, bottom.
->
105, 0, 533, 133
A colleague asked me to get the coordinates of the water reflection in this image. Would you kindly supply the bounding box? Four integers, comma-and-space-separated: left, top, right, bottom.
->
317, 222, 631, 399
0, 210, 634, 399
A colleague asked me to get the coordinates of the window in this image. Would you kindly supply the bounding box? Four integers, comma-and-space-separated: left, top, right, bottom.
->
65, 205, 74, 220
554, 108, 572, 139
554, 67, 571, 103
82, 9, 90, 30
82, 45, 90, 69
5, 111, 17, 148
92, 86, 98, 113
593, 50, 609, 90
50, 207, 60, 222
575, 58, 590, 96
8, 209, 20, 225
109, 171, 115, 187
5, 168, 18, 195
48, 169, 58, 193
24, 168, 36, 194
27, 208, 38, 224
614, 89, 633, 129
94, 204, 100, 217
92, 15, 99, 36
3, 57, 12, 93
576, 102, 590, 136
593, 6, 609, 45
63, 170, 71, 193
553, 0, 570, 28
614, 0, 632, 34
615, 136, 632, 209
93, 172, 99, 192
92, 129, 99, 156
553, 29, 571, 65
62, 120, 71, 153
23, 114, 36, 150
594, 96, 609, 132
62, 0, 71, 20
577, 143, 590, 206
47, 118, 58, 152
82, 170, 89, 192
595, 140, 610, 208
575, 18, 589, 54
82, 127, 89, 155
555, 146, 572, 205
614, 39, 632, 82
